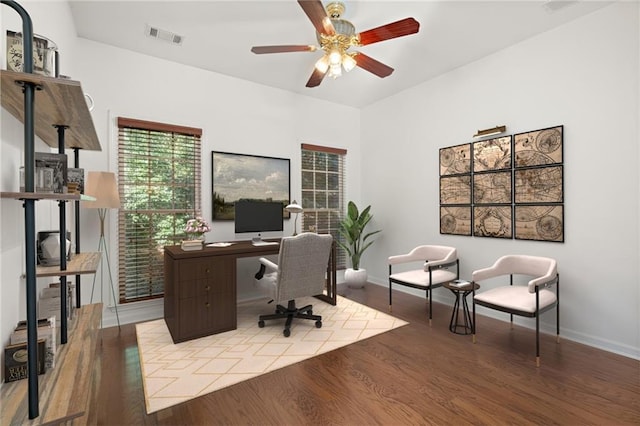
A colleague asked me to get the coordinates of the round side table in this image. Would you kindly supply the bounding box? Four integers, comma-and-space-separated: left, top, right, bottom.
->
442, 280, 480, 335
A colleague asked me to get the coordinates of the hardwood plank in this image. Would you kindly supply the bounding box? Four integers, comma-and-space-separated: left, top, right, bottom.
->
97, 285, 640, 425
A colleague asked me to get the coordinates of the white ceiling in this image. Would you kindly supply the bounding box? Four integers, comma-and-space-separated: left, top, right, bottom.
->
69, 1, 611, 108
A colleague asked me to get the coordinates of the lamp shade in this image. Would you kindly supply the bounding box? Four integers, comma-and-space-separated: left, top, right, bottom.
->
83, 171, 121, 209
285, 201, 303, 213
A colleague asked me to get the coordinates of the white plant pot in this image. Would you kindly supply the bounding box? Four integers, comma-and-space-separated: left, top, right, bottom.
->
344, 268, 367, 289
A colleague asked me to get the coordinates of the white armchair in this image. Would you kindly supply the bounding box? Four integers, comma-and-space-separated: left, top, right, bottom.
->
471, 255, 559, 367
388, 245, 459, 325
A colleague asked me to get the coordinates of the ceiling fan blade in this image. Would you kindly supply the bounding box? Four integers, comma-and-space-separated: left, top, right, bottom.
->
358, 17, 420, 46
251, 45, 316, 54
306, 67, 327, 88
297, 0, 335, 35
354, 53, 394, 78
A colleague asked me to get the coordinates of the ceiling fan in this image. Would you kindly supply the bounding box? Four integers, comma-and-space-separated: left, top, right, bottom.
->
251, 0, 420, 87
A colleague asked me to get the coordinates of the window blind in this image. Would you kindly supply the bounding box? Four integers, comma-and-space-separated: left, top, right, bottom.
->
300, 143, 347, 269
117, 117, 202, 303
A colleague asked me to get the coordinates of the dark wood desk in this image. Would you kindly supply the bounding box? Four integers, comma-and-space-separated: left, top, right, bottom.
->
163, 239, 337, 343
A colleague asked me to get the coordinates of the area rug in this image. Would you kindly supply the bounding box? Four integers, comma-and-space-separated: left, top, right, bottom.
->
136, 295, 408, 414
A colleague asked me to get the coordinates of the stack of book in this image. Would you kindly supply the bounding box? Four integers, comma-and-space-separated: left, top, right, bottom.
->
181, 239, 204, 251
5, 315, 57, 382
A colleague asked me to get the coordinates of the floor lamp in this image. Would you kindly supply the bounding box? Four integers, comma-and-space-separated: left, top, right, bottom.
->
84, 171, 121, 328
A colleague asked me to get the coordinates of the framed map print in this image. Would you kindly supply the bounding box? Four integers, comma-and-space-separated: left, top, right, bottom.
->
440, 206, 472, 236
473, 136, 512, 172
514, 125, 563, 168
473, 206, 512, 239
440, 175, 471, 205
515, 205, 564, 242
440, 143, 471, 176
473, 171, 512, 204
515, 166, 563, 204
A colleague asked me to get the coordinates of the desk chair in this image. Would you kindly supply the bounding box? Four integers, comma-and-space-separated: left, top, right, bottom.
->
471, 255, 559, 367
388, 245, 459, 325
254, 232, 333, 337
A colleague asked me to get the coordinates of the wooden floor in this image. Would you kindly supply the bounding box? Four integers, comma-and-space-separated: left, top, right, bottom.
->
97, 284, 639, 425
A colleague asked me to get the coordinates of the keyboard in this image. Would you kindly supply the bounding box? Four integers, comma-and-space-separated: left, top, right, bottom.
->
251, 241, 279, 247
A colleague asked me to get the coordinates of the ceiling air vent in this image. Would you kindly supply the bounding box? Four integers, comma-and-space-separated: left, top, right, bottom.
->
145, 25, 183, 45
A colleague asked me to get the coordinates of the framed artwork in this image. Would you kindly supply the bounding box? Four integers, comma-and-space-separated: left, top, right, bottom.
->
515, 205, 564, 242
440, 206, 472, 236
440, 175, 471, 205
212, 151, 290, 220
473, 171, 512, 204
473, 206, 512, 239
473, 136, 512, 172
515, 166, 563, 204
439, 143, 471, 176
514, 125, 563, 168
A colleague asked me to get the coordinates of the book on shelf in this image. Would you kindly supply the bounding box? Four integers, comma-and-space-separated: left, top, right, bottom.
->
39, 282, 75, 324
4, 339, 46, 383
67, 167, 84, 195
35, 152, 68, 194
11, 316, 57, 369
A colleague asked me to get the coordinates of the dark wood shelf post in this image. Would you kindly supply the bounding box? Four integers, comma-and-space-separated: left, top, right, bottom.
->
1, 0, 39, 419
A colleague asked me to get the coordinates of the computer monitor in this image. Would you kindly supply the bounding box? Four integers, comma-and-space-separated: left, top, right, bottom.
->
234, 200, 284, 240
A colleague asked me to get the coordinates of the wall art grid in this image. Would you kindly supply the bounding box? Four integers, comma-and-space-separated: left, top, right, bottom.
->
439, 125, 564, 242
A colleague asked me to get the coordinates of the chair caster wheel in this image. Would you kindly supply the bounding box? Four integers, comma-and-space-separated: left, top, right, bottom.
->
258, 320, 265, 328
315, 320, 322, 328
283, 328, 291, 337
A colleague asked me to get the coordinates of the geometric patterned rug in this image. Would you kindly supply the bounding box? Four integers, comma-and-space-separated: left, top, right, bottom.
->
136, 295, 408, 413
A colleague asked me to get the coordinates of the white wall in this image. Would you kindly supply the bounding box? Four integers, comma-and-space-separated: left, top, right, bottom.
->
361, 2, 639, 359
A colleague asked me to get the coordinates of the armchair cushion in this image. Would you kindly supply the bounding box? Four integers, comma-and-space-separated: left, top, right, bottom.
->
390, 269, 457, 288
474, 286, 557, 314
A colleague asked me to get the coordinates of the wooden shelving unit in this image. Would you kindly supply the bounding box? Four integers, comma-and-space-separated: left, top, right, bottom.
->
0, 23, 103, 420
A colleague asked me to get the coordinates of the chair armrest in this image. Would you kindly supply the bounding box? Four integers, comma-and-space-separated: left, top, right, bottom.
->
254, 257, 278, 280
425, 258, 457, 270
528, 273, 558, 292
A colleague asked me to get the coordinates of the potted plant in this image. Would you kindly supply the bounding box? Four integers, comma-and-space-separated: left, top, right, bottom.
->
337, 201, 381, 288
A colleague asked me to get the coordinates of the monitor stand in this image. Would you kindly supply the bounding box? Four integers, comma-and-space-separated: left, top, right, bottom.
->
251, 234, 278, 247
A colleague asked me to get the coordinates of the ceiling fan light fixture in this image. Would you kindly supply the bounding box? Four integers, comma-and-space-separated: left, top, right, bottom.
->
342, 53, 356, 72
314, 55, 329, 73
328, 49, 342, 65
329, 63, 342, 79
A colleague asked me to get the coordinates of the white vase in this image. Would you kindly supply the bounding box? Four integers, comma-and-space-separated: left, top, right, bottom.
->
344, 268, 367, 289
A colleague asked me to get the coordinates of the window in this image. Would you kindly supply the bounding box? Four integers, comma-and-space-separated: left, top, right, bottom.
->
300, 143, 347, 268
117, 117, 202, 303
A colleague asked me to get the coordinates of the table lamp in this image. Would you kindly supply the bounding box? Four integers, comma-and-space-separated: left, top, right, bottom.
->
83, 171, 121, 328
285, 201, 303, 236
